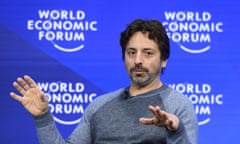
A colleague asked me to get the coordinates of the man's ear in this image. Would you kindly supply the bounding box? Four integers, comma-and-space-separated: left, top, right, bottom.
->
161, 59, 168, 68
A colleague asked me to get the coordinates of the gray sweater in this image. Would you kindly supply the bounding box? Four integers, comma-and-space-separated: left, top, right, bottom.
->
34, 84, 198, 144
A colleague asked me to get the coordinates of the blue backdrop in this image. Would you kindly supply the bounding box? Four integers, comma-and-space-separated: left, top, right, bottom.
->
1, 0, 239, 143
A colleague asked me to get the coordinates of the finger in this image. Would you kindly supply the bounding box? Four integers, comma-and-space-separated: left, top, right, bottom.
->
24, 75, 38, 88
167, 119, 173, 127
154, 106, 169, 121
17, 77, 30, 90
150, 106, 170, 125
165, 118, 176, 130
158, 109, 168, 121
13, 81, 26, 95
139, 117, 155, 125
155, 106, 164, 120
148, 105, 162, 120
9, 92, 23, 103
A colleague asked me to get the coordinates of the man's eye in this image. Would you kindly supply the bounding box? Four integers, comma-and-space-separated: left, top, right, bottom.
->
145, 51, 153, 56
128, 51, 135, 55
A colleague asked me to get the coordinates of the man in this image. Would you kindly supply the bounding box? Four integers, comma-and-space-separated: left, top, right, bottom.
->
10, 19, 198, 144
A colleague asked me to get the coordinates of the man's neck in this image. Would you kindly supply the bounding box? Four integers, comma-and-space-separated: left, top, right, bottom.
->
129, 80, 163, 96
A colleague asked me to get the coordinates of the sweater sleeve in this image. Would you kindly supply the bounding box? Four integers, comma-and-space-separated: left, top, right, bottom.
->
34, 110, 66, 144
164, 90, 198, 144
166, 120, 191, 144
33, 89, 124, 144
34, 110, 91, 144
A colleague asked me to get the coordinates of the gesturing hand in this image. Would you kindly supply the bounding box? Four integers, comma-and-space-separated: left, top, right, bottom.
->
139, 105, 180, 131
10, 75, 48, 117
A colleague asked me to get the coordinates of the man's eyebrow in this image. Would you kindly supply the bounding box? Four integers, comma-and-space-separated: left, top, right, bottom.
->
126, 47, 156, 51
142, 48, 156, 51
126, 47, 136, 50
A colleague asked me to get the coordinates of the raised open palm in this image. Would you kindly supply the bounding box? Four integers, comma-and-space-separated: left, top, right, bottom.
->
10, 75, 48, 116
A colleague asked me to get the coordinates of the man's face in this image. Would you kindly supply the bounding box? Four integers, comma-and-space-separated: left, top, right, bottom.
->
124, 32, 167, 87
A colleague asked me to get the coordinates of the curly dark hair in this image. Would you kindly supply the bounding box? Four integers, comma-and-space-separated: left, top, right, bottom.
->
120, 19, 170, 61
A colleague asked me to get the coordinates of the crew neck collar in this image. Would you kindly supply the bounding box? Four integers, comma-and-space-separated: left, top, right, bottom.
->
123, 84, 168, 99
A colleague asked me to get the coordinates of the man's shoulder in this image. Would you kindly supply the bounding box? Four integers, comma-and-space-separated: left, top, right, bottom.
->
161, 85, 193, 111
94, 88, 125, 102
84, 88, 125, 114
161, 85, 187, 100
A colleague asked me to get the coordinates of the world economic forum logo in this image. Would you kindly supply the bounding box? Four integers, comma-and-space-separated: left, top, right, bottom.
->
27, 9, 98, 52
169, 83, 223, 126
163, 11, 223, 54
38, 81, 98, 125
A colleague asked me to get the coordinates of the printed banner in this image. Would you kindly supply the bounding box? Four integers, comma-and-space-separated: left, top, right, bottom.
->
1, 0, 239, 143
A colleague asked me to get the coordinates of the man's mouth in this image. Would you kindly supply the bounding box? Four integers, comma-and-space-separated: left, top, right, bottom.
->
132, 69, 145, 75
133, 70, 145, 74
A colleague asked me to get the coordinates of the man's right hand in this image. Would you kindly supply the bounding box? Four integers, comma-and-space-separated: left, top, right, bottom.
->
10, 75, 48, 117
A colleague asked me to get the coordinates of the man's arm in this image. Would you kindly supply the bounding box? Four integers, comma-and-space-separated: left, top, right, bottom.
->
139, 105, 191, 144
34, 111, 66, 144
34, 110, 91, 144
139, 88, 198, 144
164, 90, 198, 144
10, 75, 91, 144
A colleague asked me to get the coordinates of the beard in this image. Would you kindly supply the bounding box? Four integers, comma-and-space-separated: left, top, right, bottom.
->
129, 65, 160, 87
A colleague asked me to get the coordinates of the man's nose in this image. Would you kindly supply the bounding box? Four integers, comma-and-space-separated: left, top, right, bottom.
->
134, 53, 143, 65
